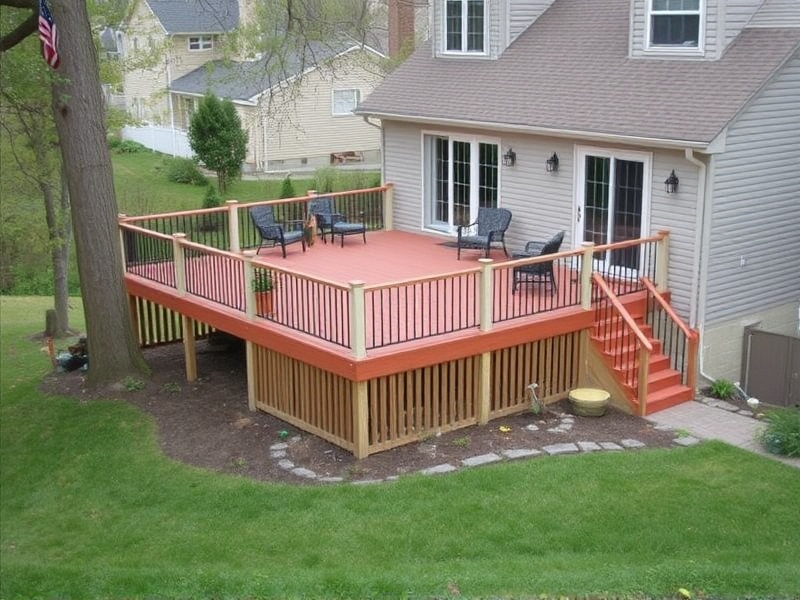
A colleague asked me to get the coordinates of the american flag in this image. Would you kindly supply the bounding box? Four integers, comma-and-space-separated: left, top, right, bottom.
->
38, 0, 60, 69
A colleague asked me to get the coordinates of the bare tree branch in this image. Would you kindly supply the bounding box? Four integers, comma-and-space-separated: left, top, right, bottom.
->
0, 11, 38, 53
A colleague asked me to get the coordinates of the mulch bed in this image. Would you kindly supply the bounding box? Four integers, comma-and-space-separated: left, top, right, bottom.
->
41, 339, 680, 485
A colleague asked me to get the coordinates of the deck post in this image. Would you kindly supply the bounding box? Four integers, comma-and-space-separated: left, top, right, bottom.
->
182, 315, 197, 382
655, 230, 670, 290
352, 381, 369, 458
349, 280, 367, 359
637, 346, 650, 416
172, 233, 187, 296
687, 332, 699, 393
478, 352, 492, 424
382, 183, 394, 231
118, 214, 128, 267
243, 250, 257, 319
580, 242, 595, 310
128, 294, 140, 346
227, 200, 240, 253
246, 341, 256, 411
478, 258, 494, 332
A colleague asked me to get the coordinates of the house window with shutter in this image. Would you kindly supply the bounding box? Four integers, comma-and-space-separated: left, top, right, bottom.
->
444, 0, 485, 54
648, 0, 702, 49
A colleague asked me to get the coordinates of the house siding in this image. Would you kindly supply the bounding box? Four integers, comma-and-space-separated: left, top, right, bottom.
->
704, 49, 800, 326
724, 0, 763, 46
252, 51, 383, 170
381, 120, 699, 323
746, 0, 800, 29
508, 0, 555, 42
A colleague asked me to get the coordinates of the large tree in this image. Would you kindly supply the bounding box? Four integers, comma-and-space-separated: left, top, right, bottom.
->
0, 28, 72, 336
1, 0, 148, 384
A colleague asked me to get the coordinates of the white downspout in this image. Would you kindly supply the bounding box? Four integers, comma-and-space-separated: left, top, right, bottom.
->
686, 147, 729, 388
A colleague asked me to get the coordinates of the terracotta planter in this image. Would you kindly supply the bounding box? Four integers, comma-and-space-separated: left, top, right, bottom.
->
255, 291, 274, 317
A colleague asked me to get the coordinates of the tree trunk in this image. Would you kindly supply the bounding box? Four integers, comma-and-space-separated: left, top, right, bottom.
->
50, 0, 148, 385
52, 166, 71, 335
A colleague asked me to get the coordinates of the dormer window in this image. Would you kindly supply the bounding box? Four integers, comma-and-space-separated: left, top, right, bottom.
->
648, 0, 701, 48
445, 0, 486, 54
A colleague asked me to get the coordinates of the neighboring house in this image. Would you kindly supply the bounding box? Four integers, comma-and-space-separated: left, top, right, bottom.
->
357, 0, 800, 385
120, 0, 385, 171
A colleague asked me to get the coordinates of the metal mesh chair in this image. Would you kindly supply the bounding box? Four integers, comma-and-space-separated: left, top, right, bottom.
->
512, 230, 565, 293
249, 205, 306, 258
456, 207, 512, 259
308, 197, 366, 246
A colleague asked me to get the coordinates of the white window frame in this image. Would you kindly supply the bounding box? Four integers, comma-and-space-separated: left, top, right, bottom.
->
188, 35, 213, 51
645, 0, 704, 54
442, 0, 487, 56
421, 130, 501, 233
331, 89, 360, 116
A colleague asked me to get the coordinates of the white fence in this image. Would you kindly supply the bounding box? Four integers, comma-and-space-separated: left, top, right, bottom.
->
122, 125, 192, 158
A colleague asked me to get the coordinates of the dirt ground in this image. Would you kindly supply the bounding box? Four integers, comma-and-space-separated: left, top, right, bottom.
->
42, 339, 683, 485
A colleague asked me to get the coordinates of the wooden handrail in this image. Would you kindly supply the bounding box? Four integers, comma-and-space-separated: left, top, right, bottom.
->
592, 273, 653, 352
119, 221, 173, 241
592, 230, 666, 253
641, 277, 698, 341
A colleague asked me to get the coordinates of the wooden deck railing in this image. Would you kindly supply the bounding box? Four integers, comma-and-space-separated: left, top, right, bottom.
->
641, 276, 699, 392
120, 194, 671, 358
592, 272, 653, 415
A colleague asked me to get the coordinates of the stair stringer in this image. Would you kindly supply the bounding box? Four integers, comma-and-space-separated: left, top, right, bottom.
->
584, 336, 637, 415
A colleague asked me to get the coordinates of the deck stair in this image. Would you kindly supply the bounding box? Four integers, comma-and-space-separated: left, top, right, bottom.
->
590, 277, 697, 416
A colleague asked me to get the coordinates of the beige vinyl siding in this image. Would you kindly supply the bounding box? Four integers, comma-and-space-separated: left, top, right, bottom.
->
704, 50, 800, 325
383, 121, 424, 231
123, 0, 170, 121
259, 51, 383, 165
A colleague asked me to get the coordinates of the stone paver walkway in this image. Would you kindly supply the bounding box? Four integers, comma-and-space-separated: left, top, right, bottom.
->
647, 401, 800, 469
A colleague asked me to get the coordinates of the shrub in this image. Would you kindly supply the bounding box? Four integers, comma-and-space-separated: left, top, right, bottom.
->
165, 157, 207, 185
279, 175, 295, 199
202, 185, 222, 209
758, 408, 800, 457
709, 378, 736, 400
109, 139, 150, 154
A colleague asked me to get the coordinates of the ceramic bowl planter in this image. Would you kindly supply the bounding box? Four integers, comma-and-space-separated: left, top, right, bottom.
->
568, 388, 611, 417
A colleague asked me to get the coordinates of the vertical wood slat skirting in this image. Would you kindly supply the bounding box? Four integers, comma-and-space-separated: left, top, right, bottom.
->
130, 295, 212, 347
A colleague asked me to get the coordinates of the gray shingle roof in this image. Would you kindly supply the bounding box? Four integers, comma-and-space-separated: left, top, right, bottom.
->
357, 0, 800, 145
170, 40, 356, 102
147, 0, 239, 34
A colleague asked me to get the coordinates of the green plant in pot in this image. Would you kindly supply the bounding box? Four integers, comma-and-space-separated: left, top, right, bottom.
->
253, 270, 275, 316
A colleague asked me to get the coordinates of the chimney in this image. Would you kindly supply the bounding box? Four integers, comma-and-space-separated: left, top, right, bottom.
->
388, 0, 415, 57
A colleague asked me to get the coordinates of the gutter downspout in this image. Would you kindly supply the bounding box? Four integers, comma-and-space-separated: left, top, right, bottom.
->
362, 116, 383, 176
166, 36, 176, 156
686, 147, 728, 388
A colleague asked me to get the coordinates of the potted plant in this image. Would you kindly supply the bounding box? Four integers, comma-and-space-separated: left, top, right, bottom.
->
253, 270, 275, 317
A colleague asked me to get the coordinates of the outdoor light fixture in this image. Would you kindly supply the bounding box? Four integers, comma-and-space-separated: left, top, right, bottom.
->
664, 169, 679, 194
503, 148, 517, 167
545, 152, 559, 172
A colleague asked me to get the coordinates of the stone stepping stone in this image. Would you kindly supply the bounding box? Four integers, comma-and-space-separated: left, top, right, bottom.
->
462, 453, 502, 467
318, 476, 344, 483
502, 448, 541, 460
292, 467, 317, 479
351, 479, 382, 485
621, 439, 646, 449
278, 459, 295, 470
599, 442, 623, 451
542, 443, 579, 455
525, 424, 539, 432
674, 435, 701, 446
577, 441, 602, 452
420, 463, 457, 475
270, 442, 289, 451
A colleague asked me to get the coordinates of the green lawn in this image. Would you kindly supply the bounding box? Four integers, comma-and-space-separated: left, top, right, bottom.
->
2, 297, 800, 599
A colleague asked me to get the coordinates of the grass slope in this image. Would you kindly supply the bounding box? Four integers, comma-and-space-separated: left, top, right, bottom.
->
2, 297, 800, 598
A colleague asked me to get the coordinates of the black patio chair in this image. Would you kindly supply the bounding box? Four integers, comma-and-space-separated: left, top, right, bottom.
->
456, 207, 512, 259
511, 230, 565, 293
308, 197, 366, 246
249, 205, 306, 258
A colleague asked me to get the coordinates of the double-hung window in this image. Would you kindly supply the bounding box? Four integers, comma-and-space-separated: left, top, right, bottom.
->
648, 0, 701, 48
332, 89, 360, 116
444, 0, 485, 54
188, 35, 213, 51
424, 134, 499, 230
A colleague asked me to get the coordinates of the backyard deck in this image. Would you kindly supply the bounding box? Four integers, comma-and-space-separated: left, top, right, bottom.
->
119, 188, 691, 457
